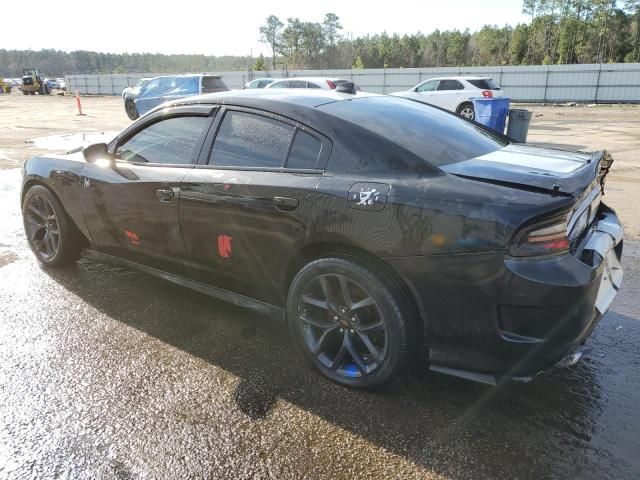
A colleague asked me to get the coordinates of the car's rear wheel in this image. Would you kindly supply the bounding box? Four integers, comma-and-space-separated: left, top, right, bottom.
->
22, 185, 83, 267
125, 99, 139, 120
457, 102, 475, 120
288, 257, 415, 388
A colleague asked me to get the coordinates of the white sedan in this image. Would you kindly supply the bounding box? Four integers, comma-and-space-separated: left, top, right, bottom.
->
391, 76, 503, 120
266, 77, 361, 91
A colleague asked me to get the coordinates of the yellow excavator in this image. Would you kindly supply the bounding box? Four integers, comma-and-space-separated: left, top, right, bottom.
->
19, 68, 50, 95
0, 78, 11, 94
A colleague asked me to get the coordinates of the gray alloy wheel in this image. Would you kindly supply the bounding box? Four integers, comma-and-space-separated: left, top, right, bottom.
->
288, 257, 415, 388
457, 103, 475, 120
22, 185, 82, 267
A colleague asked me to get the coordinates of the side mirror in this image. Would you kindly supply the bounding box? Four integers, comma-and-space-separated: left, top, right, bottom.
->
83, 143, 113, 164
335, 82, 357, 94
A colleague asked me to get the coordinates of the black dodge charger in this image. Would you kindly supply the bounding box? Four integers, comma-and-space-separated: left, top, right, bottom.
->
21, 89, 624, 388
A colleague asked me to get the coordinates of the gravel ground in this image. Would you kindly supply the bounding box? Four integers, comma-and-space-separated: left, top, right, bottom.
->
0, 92, 639, 479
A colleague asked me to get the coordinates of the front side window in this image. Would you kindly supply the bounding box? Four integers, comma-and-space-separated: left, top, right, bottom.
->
116, 116, 208, 165
416, 80, 439, 92
269, 81, 289, 89
209, 111, 294, 168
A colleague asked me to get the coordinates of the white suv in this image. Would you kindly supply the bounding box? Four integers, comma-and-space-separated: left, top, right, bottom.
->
391, 76, 503, 120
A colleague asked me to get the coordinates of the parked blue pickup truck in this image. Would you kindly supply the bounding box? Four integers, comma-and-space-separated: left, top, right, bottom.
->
130, 74, 229, 119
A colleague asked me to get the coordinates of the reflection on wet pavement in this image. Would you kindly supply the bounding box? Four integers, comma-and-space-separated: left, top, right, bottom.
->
1, 168, 639, 479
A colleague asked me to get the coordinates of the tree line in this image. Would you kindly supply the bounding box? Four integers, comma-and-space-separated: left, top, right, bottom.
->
259, 1, 640, 70
1, 1, 639, 77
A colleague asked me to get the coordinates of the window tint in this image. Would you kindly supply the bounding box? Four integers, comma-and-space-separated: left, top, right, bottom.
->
438, 80, 464, 91
210, 111, 294, 168
259, 80, 274, 88
286, 130, 321, 169
289, 80, 307, 88
467, 78, 501, 90
202, 76, 228, 93
416, 80, 439, 92
319, 96, 507, 167
269, 81, 289, 88
307, 82, 322, 89
116, 116, 208, 165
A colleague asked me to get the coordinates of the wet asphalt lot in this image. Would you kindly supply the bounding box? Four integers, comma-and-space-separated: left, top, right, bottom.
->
1, 165, 639, 479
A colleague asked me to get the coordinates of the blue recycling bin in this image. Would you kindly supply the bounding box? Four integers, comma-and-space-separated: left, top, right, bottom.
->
472, 97, 510, 134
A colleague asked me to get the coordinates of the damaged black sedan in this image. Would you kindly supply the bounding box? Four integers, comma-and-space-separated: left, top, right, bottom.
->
21, 90, 623, 388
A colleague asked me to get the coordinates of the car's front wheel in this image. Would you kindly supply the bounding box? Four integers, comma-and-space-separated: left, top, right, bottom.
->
22, 185, 83, 267
457, 102, 475, 120
288, 257, 415, 388
125, 99, 139, 120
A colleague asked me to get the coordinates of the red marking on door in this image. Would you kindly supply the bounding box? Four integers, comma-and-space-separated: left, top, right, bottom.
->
217, 234, 233, 258
124, 229, 141, 246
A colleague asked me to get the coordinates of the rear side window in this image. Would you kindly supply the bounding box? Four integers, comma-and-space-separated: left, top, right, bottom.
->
269, 81, 289, 89
173, 77, 199, 95
289, 80, 307, 88
116, 116, 209, 165
438, 80, 464, 90
307, 82, 322, 89
320, 96, 508, 167
202, 77, 228, 93
286, 130, 322, 169
209, 111, 294, 168
467, 78, 501, 90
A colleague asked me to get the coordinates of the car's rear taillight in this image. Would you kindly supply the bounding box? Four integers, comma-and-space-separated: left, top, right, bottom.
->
481, 90, 493, 98
510, 216, 570, 257
326, 79, 336, 89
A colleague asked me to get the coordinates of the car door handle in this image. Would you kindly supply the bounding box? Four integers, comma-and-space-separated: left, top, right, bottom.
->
273, 196, 298, 212
156, 187, 175, 203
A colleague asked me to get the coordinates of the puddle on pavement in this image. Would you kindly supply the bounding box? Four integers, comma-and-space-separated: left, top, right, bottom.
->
0, 252, 18, 268
25, 131, 117, 153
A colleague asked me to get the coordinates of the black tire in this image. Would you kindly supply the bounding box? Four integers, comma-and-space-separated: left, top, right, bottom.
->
456, 102, 475, 120
45, 84, 51, 94
287, 257, 415, 388
22, 185, 83, 267
125, 99, 139, 120
29, 91, 35, 95
22, 90, 29, 95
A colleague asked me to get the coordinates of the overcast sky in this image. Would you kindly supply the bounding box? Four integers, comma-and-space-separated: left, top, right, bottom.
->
11, 0, 528, 56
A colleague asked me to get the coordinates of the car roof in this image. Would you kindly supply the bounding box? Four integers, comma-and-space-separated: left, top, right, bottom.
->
151, 73, 222, 79
270, 77, 350, 83
425, 76, 492, 81
162, 88, 378, 111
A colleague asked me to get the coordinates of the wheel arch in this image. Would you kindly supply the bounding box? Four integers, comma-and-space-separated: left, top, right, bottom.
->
21, 179, 90, 246
456, 100, 473, 113
283, 240, 428, 355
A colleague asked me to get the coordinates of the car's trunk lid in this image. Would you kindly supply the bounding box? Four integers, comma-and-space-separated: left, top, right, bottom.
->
441, 144, 609, 197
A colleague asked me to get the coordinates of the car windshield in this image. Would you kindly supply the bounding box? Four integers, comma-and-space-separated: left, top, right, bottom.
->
467, 78, 501, 90
320, 96, 508, 167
